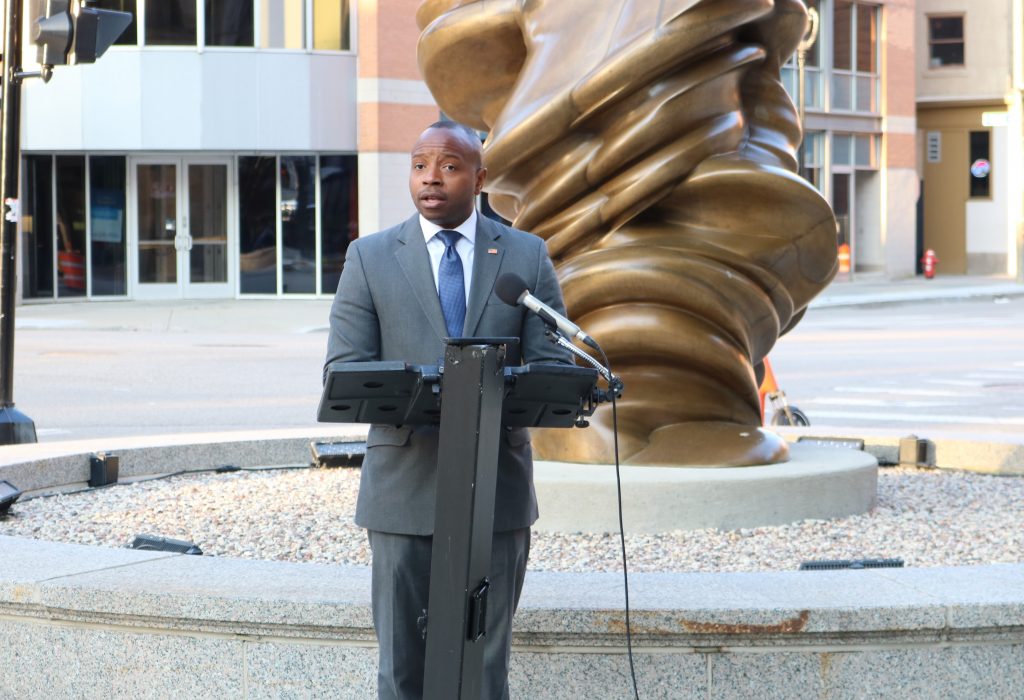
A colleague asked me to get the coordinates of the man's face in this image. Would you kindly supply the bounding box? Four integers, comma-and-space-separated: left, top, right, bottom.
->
409, 127, 487, 229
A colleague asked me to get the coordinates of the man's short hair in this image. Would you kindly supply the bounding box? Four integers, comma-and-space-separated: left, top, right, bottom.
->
426, 120, 483, 147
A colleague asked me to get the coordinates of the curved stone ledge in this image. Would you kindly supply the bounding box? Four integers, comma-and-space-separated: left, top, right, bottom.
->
0, 427, 369, 496
1, 535, 1022, 698
1, 431, 1022, 697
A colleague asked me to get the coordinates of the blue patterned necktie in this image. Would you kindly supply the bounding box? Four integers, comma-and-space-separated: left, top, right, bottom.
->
436, 229, 466, 338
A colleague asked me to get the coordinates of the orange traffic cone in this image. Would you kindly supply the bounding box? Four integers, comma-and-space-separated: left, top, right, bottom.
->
758, 357, 780, 421
837, 243, 851, 275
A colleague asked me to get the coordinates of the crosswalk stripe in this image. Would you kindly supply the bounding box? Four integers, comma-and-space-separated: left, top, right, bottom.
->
797, 410, 1024, 425
832, 386, 980, 397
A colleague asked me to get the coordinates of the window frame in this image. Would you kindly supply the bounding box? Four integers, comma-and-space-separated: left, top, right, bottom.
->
927, 13, 965, 69
830, 1, 880, 114
968, 129, 992, 200
119, 1, 356, 54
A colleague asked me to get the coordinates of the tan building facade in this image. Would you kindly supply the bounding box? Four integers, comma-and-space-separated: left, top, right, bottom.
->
916, 0, 1024, 276
356, 0, 441, 235
783, 0, 919, 279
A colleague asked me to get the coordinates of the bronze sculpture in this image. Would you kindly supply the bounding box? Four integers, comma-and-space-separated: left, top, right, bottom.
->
417, 0, 837, 466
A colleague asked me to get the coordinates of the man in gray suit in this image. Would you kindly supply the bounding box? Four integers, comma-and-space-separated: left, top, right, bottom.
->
324, 121, 573, 699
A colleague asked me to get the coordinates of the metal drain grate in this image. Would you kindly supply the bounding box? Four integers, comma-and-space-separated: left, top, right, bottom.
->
799, 558, 904, 571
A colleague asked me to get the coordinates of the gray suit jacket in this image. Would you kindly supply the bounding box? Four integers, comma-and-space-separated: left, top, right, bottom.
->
324, 214, 573, 535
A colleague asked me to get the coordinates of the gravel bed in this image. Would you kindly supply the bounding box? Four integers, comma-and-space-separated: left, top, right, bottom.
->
1, 466, 1021, 573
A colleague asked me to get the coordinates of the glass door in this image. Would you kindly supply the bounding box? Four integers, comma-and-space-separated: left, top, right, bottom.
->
131, 157, 233, 298
832, 171, 853, 276
184, 160, 231, 297
134, 160, 179, 298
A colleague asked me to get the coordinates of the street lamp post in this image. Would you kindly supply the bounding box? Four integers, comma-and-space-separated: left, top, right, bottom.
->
0, 0, 39, 444
795, 6, 820, 181
0, 0, 131, 444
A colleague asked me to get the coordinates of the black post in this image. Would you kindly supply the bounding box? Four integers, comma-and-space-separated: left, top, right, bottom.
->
0, 0, 37, 443
423, 341, 506, 699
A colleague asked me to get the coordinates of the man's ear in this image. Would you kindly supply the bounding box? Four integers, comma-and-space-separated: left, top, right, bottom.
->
475, 167, 488, 194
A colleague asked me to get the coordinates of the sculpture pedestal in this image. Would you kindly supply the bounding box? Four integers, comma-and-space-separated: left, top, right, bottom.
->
532, 443, 877, 533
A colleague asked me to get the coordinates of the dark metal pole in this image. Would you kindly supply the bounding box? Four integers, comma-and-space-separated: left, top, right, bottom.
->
423, 341, 505, 699
0, 0, 38, 443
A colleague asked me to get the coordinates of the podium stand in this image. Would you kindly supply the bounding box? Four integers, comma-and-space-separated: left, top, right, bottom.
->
319, 339, 598, 699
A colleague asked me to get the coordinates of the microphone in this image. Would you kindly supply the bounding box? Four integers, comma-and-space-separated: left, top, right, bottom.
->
495, 273, 600, 350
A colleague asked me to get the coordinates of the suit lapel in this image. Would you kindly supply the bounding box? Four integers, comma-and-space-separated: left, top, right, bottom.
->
395, 216, 449, 341
465, 216, 505, 336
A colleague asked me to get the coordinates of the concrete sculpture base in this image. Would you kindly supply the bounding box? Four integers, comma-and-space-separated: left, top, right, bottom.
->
534, 443, 878, 533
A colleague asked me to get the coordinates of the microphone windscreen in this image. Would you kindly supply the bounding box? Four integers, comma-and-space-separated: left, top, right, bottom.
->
495, 272, 529, 306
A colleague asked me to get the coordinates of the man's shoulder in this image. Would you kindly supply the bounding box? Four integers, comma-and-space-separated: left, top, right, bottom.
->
351, 217, 416, 252
481, 216, 545, 251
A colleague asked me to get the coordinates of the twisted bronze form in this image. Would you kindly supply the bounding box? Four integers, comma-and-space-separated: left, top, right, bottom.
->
417, 0, 837, 466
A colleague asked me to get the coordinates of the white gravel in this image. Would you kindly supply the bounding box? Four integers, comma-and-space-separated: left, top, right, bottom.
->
1, 466, 1021, 573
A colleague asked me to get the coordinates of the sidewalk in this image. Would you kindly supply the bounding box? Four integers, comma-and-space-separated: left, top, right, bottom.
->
15, 297, 334, 334
810, 273, 1024, 308
14, 274, 1024, 333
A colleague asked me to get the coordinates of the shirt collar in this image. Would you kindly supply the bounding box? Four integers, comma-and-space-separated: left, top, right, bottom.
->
420, 210, 478, 246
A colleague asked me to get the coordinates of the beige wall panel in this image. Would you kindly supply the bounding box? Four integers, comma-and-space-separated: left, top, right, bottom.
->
918, 103, 1003, 130
917, 0, 1010, 100
922, 129, 967, 273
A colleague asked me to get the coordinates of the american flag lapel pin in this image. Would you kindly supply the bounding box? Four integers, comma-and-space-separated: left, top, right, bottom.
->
488, 248, 498, 255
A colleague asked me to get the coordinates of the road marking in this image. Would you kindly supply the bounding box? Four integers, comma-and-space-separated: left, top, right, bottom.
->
15, 319, 86, 330
804, 398, 958, 408
832, 386, 980, 398
965, 372, 1024, 381
798, 410, 1024, 425
925, 379, 987, 387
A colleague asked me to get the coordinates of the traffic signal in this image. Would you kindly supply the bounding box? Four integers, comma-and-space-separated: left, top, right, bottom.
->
34, 0, 132, 66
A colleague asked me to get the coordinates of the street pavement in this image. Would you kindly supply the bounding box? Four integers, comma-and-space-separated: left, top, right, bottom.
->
9, 273, 1024, 443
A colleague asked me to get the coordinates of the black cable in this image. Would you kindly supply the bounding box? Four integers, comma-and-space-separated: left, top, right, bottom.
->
596, 347, 640, 700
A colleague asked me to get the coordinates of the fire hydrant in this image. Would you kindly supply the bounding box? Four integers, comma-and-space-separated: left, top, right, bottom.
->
921, 248, 939, 279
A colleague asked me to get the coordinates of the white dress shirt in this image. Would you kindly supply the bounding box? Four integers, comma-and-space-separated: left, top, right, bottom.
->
420, 210, 476, 305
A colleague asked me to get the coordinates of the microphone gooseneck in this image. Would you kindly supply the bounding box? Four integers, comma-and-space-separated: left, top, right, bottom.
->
494, 272, 600, 350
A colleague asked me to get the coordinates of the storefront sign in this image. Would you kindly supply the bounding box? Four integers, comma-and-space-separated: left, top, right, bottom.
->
970, 159, 991, 178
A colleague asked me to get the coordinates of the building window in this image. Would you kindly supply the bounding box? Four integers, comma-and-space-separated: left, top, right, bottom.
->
206, 0, 254, 47
313, 0, 351, 51
89, 156, 128, 296
239, 154, 358, 296
781, 0, 823, 110
238, 156, 277, 294
319, 155, 358, 294
801, 131, 824, 191
832, 1, 878, 113
145, 0, 198, 45
969, 131, 991, 198
92, 0, 138, 45
260, 0, 305, 48
55, 156, 88, 298
280, 156, 317, 294
832, 132, 877, 169
22, 156, 54, 299
928, 16, 964, 67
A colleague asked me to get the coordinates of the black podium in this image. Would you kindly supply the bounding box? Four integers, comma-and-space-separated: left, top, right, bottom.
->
319, 338, 598, 699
